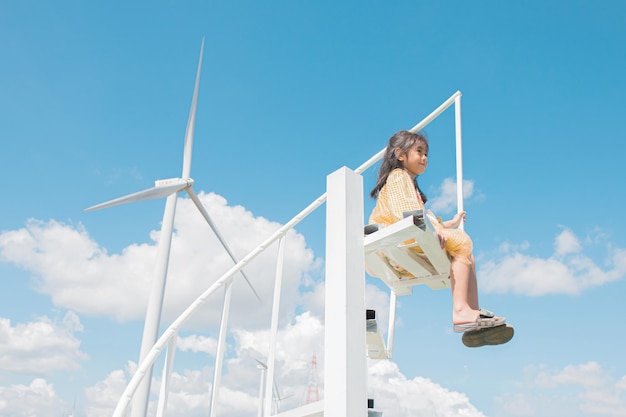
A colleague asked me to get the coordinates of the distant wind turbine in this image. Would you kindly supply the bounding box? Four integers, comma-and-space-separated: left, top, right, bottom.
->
255, 358, 292, 416
85, 38, 260, 417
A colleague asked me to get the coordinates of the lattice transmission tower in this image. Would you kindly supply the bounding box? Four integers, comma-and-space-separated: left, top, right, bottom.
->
304, 354, 320, 404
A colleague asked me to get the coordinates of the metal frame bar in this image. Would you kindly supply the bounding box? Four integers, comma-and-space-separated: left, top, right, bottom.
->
264, 237, 286, 417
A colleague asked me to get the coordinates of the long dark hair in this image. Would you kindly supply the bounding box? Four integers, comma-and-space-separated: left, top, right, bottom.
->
370, 130, 428, 203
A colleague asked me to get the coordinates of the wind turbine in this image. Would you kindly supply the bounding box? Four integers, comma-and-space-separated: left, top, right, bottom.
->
85, 38, 260, 417
255, 359, 291, 416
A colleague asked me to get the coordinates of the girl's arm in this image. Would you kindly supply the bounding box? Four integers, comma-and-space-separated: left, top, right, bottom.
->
441, 211, 466, 229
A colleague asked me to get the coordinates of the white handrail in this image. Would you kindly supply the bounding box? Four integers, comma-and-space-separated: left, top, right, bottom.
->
355, 91, 461, 175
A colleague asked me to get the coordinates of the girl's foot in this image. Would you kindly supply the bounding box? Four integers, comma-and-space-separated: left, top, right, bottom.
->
452, 308, 506, 333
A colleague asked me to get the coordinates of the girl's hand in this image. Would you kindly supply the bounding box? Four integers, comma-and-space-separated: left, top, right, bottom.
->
447, 211, 467, 228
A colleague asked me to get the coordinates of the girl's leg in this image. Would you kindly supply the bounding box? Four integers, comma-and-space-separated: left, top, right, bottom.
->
468, 255, 479, 310
450, 258, 481, 324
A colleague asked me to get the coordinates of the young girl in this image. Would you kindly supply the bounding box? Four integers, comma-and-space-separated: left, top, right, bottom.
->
369, 130, 513, 347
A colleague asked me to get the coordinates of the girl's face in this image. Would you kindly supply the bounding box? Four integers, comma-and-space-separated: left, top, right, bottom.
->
398, 140, 428, 178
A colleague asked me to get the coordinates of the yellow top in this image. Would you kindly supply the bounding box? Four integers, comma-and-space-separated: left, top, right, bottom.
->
369, 168, 424, 226
369, 168, 473, 263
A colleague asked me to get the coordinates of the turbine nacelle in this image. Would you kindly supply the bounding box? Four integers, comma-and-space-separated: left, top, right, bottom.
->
154, 177, 194, 188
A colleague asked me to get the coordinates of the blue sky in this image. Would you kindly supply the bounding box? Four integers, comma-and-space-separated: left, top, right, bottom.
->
1, 2, 626, 417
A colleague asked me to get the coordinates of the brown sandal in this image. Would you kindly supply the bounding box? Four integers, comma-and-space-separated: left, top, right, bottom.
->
462, 324, 514, 348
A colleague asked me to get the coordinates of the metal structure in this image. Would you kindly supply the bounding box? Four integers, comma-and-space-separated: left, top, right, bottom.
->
96, 60, 465, 415
304, 355, 320, 405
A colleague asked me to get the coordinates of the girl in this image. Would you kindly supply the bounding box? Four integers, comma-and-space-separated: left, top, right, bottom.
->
369, 130, 513, 347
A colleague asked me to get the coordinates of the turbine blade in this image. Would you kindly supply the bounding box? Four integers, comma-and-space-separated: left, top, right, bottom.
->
186, 187, 262, 303
85, 179, 189, 212
181, 37, 204, 179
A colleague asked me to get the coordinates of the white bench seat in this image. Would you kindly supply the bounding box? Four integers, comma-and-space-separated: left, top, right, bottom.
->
364, 214, 451, 295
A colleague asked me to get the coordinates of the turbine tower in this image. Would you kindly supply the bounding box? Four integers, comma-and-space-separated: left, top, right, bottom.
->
85, 38, 259, 417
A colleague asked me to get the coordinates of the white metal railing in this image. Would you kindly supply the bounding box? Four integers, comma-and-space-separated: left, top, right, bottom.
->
111, 90, 463, 417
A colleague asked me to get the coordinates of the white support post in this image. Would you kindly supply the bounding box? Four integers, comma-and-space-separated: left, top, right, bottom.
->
264, 237, 286, 417
209, 279, 234, 417
257, 362, 267, 417
324, 167, 366, 417
156, 332, 178, 417
386, 292, 397, 359
454, 94, 464, 230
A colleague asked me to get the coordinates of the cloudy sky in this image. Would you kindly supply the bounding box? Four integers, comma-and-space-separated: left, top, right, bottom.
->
1, 2, 626, 417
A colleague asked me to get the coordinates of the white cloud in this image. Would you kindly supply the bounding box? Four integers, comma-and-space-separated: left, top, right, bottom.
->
6, 186, 625, 417
538, 362, 607, 389
494, 362, 626, 417
231, 311, 325, 380
555, 227, 582, 256
0, 218, 155, 321
163, 367, 214, 415
81, 312, 486, 417
429, 178, 476, 215
479, 229, 626, 296
103, 326, 616, 417
0, 312, 88, 374
177, 334, 218, 355
0, 379, 67, 417
0, 192, 320, 328
84, 367, 129, 417
368, 360, 486, 417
